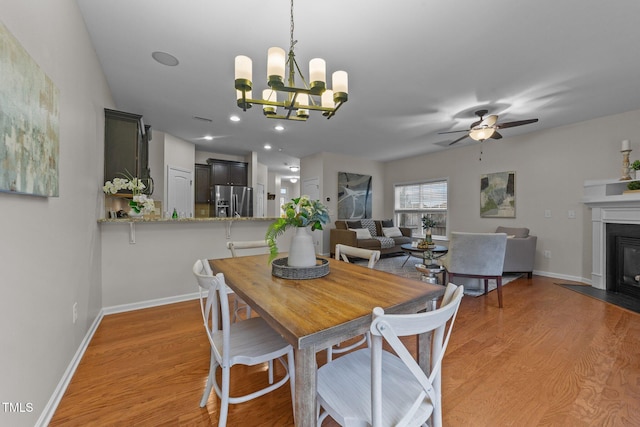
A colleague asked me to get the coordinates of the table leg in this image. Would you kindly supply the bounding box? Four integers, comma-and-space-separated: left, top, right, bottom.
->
294, 347, 316, 427
401, 252, 412, 267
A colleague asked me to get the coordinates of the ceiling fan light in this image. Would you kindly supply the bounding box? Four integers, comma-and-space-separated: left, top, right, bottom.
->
267, 47, 286, 86
469, 127, 495, 141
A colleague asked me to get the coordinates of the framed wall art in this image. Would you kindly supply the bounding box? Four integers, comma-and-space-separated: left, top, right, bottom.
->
0, 22, 60, 197
337, 172, 372, 219
480, 171, 515, 218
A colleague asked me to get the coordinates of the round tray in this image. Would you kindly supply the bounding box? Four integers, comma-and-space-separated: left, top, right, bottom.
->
272, 257, 330, 280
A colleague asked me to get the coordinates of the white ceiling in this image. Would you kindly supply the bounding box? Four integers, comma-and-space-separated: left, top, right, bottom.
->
76, 0, 640, 177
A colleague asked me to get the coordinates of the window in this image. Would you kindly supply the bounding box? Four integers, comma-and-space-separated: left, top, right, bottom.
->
394, 179, 448, 239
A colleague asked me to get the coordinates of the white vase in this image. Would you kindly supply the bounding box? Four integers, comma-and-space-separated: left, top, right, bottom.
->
288, 227, 317, 267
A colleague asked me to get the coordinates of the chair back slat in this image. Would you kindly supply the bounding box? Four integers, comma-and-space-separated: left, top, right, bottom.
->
335, 244, 380, 269
369, 283, 464, 427
227, 240, 269, 257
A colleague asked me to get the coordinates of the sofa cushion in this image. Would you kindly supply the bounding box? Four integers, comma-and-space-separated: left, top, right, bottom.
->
382, 226, 403, 238
381, 219, 394, 227
361, 218, 378, 237
391, 236, 412, 246
496, 226, 529, 238
358, 238, 382, 250
346, 220, 362, 229
349, 228, 372, 239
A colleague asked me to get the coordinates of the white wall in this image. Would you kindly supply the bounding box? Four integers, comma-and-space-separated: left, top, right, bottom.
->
0, 1, 114, 425
384, 108, 640, 282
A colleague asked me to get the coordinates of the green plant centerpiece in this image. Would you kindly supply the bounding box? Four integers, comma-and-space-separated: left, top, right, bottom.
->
418, 216, 438, 249
266, 196, 330, 263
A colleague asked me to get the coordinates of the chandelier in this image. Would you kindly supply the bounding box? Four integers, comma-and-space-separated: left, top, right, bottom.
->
234, 0, 348, 121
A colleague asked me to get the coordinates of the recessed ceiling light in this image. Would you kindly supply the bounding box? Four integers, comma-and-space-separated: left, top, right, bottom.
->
230, 115, 240, 122
264, 144, 272, 150
290, 178, 298, 183
290, 166, 299, 172
204, 135, 213, 141
275, 124, 284, 131
151, 51, 179, 66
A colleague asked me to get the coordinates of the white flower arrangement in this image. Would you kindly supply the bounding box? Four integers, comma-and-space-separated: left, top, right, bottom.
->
103, 173, 155, 214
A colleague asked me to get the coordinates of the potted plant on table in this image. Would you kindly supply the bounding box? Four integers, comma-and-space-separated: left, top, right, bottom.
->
266, 196, 330, 266
630, 160, 640, 179
419, 216, 438, 249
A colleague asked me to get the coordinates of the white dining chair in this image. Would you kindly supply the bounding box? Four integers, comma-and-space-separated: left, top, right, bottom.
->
193, 260, 295, 427
317, 283, 464, 427
327, 245, 381, 362
226, 240, 270, 321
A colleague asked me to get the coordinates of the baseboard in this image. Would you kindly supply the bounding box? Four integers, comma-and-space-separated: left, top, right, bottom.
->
36, 292, 200, 426
533, 269, 589, 285
35, 309, 104, 427
102, 292, 199, 315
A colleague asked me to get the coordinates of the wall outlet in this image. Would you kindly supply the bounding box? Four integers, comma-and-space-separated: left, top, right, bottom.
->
72, 302, 78, 324
568, 210, 576, 219
544, 209, 552, 218
544, 250, 551, 259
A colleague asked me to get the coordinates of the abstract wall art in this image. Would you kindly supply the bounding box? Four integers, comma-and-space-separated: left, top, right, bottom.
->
0, 22, 59, 197
480, 171, 515, 218
337, 172, 372, 219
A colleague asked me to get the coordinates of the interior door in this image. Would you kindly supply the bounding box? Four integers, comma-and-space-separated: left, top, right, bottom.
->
167, 166, 192, 217
256, 183, 265, 217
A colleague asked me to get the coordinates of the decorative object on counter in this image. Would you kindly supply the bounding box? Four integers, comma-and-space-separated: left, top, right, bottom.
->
103, 171, 156, 216
420, 215, 439, 249
172, 208, 178, 219
271, 257, 330, 279
626, 181, 640, 192
620, 140, 632, 180
266, 195, 330, 266
630, 160, 640, 180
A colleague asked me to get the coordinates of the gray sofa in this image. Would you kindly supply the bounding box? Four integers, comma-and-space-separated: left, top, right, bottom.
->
329, 219, 412, 256
496, 226, 537, 278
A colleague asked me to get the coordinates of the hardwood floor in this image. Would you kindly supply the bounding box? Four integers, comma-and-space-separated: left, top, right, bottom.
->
50, 276, 640, 426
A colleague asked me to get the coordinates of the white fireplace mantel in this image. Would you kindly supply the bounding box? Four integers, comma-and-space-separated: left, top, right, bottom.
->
582, 179, 640, 289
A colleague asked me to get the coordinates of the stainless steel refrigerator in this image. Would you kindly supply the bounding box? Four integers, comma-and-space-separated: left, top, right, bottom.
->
212, 185, 253, 217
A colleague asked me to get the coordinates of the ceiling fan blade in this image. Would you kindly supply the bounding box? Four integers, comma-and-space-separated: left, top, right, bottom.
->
495, 118, 538, 129
438, 129, 470, 135
449, 134, 469, 145
491, 131, 503, 140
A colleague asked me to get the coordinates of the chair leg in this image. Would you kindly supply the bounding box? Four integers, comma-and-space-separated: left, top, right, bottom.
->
200, 352, 217, 407
218, 366, 231, 427
496, 276, 503, 308
484, 279, 489, 295
326, 347, 333, 362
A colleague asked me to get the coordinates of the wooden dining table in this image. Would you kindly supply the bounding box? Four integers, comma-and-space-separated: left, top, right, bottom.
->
209, 254, 445, 427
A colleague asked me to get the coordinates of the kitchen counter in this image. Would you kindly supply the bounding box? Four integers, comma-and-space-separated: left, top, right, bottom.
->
98, 216, 277, 223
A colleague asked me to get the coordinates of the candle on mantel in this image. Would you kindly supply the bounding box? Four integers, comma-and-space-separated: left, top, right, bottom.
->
622, 139, 630, 151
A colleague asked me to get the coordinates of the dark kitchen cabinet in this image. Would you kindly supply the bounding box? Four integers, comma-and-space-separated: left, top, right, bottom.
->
207, 159, 248, 186
104, 108, 152, 194
194, 163, 211, 203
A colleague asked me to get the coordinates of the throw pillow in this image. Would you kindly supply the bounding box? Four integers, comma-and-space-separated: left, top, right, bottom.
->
346, 220, 362, 229
349, 228, 372, 239
381, 219, 394, 228
382, 226, 403, 238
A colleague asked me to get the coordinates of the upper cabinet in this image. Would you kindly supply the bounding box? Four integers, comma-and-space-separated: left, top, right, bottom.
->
104, 108, 152, 194
207, 158, 248, 186
194, 163, 211, 204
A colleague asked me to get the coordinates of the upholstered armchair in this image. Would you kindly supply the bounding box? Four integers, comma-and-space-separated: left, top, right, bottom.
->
496, 226, 537, 278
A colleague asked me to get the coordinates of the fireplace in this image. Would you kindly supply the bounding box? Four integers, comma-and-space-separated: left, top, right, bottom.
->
582, 179, 640, 290
606, 224, 640, 298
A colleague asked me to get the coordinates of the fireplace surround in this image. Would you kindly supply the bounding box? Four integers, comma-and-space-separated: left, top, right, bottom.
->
583, 179, 640, 290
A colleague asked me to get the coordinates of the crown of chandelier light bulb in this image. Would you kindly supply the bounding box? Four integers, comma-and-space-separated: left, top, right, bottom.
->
234, 1, 348, 121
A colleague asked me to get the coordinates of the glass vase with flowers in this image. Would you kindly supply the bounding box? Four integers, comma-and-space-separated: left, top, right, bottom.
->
103, 171, 155, 217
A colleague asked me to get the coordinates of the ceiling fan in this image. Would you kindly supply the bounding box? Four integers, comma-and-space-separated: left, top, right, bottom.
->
439, 109, 539, 145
